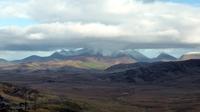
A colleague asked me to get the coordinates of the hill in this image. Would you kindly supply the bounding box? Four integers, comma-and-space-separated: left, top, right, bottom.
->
106, 59, 200, 85
0, 59, 200, 112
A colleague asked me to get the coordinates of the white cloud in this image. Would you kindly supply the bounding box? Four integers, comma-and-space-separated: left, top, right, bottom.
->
28, 33, 45, 40
0, 0, 199, 51
0, 0, 28, 18
65, 22, 127, 37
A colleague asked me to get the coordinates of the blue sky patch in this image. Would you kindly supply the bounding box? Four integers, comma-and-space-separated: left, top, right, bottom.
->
0, 18, 36, 26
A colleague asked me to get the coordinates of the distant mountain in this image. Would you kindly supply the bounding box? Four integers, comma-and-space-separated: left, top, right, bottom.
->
19, 48, 98, 63
50, 48, 95, 58
105, 59, 200, 85
152, 53, 177, 62
180, 52, 200, 60
0, 58, 10, 65
16, 48, 136, 69
0, 58, 7, 63
115, 49, 150, 61
20, 55, 43, 62
15, 49, 182, 69
17, 49, 151, 63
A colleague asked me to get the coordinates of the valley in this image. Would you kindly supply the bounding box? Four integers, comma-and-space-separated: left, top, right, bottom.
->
0, 57, 200, 112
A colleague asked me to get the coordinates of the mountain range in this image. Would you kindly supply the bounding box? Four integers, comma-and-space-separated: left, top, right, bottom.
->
13, 48, 176, 69
0, 48, 199, 69
18, 48, 146, 63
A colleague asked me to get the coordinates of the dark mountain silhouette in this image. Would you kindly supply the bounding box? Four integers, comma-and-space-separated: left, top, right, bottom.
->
152, 53, 177, 62
106, 59, 200, 85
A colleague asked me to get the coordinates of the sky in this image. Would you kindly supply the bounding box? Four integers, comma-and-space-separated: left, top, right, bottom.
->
0, 0, 200, 60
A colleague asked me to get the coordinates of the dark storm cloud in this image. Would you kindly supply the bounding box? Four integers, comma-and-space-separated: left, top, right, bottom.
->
1, 37, 199, 52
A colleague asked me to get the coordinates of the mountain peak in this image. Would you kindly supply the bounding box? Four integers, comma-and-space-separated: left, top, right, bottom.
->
153, 52, 177, 62
157, 52, 175, 58
117, 49, 149, 61
56, 49, 70, 56
19, 55, 42, 62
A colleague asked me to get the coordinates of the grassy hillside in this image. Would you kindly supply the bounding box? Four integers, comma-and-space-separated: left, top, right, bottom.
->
0, 82, 86, 112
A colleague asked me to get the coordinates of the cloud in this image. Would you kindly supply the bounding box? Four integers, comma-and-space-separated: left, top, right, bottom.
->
0, 0, 199, 51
